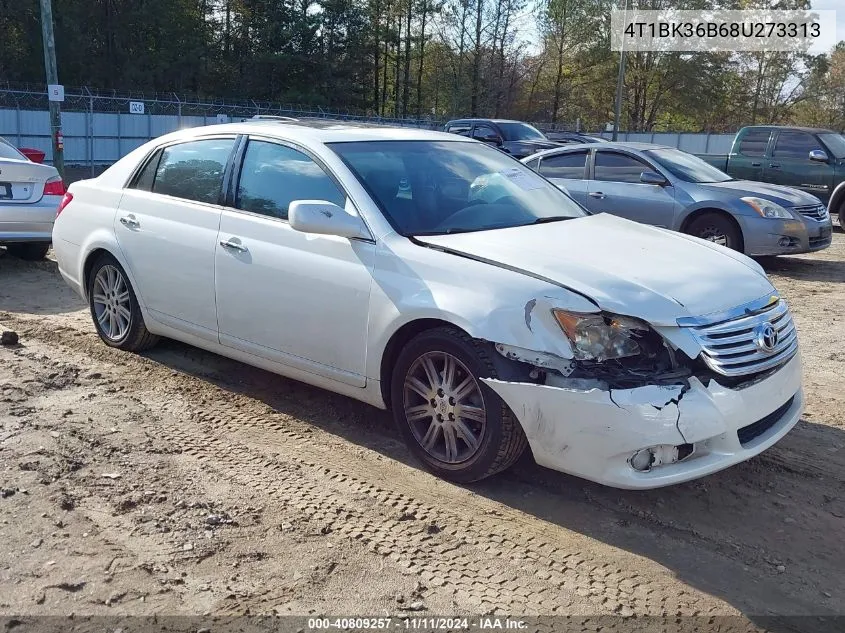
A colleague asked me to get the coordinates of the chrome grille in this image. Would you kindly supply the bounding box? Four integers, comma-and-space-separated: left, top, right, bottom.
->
682, 298, 798, 377
792, 204, 828, 221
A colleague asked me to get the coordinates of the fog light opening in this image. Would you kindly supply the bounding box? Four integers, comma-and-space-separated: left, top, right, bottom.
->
778, 237, 790, 247
630, 448, 655, 472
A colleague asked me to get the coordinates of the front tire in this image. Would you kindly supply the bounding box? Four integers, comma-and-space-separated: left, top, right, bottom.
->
686, 212, 742, 251
390, 326, 527, 483
6, 242, 50, 261
87, 253, 159, 352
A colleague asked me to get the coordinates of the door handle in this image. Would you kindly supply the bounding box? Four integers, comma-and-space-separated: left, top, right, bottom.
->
588, 192, 606, 199
769, 163, 780, 168
751, 162, 761, 167
119, 215, 139, 228
219, 239, 248, 253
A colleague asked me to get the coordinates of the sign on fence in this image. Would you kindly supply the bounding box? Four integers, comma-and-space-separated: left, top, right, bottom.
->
129, 101, 145, 115
47, 85, 64, 102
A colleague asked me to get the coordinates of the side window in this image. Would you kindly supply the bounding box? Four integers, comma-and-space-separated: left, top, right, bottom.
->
594, 152, 651, 183
448, 124, 472, 137
737, 129, 771, 157
539, 151, 588, 179
236, 140, 346, 220
472, 125, 500, 142
130, 150, 162, 191
152, 138, 235, 204
772, 132, 822, 159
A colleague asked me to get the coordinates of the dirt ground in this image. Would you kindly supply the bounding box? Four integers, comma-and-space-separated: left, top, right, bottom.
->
1, 231, 843, 632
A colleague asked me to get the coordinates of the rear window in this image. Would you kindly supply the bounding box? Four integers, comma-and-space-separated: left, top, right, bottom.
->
151, 138, 236, 204
737, 129, 771, 157
0, 137, 26, 160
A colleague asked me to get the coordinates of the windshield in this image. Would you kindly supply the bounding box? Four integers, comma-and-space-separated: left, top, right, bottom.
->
329, 140, 587, 236
0, 137, 26, 160
645, 148, 732, 183
819, 133, 845, 158
497, 122, 546, 142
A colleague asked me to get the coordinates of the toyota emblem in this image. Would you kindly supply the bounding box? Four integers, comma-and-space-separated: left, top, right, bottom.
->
755, 322, 779, 354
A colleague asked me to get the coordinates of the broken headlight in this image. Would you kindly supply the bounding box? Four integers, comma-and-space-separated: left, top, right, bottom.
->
552, 310, 652, 362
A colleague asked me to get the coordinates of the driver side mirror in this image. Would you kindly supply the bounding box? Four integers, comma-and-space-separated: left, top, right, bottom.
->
289, 200, 371, 240
640, 170, 668, 186
809, 149, 829, 163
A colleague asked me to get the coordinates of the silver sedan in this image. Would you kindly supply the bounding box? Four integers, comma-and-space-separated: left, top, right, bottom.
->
0, 136, 64, 260
523, 142, 832, 256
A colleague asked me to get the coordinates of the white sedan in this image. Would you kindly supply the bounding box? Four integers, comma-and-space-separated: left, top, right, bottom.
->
52, 121, 803, 489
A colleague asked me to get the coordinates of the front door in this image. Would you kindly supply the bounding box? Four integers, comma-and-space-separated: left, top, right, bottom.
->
764, 130, 835, 203
586, 150, 677, 227
214, 138, 375, 387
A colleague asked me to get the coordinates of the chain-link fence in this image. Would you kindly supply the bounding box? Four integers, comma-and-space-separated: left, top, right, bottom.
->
0, 83, 738, 180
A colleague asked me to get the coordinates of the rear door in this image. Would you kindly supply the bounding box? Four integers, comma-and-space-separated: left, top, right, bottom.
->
536, 150, 590, 206
214, 136, 375, 386
586, 150, 677, 227
115, 136, 237, 342
764, 130, 834, 202
728, 129, 771, 182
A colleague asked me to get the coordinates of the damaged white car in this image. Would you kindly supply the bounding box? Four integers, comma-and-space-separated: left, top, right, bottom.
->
53, 122, 803, 489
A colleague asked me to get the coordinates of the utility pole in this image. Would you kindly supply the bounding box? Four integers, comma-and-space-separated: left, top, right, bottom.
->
612, 0, 629, 141
39, 0, 64, 179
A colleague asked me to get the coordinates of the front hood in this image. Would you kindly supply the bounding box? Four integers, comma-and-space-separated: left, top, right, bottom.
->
698, 179, 822, 207
417, 214, 775, 325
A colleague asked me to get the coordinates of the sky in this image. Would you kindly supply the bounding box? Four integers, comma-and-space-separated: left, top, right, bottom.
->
811, 0, 844, 50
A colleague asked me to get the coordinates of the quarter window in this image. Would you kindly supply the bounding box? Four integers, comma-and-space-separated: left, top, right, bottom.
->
236, 140, 345, 220
151, 138, 235, 204
131, 150, 161, 191
772, 132, 822, 159
594, 152, 651, 183
737, 129, 771, 157
539, 151, 588, 179
447, 124, 472, 137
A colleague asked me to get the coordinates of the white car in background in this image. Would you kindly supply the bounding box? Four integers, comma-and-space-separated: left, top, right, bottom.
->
52, 121, 802, 489
0, 135, 64, 260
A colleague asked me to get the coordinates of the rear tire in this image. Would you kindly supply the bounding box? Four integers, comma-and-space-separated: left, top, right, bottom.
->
390, 326, 527, 483
6, 242, 50, 261
87, 253, 159, 352
686, 212, 743, 251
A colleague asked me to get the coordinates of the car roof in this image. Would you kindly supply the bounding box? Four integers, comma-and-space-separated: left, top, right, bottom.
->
742, 125, 837, 134
446, 118, 525, 125
530, 141, 670, 156
153, 119, 464, 145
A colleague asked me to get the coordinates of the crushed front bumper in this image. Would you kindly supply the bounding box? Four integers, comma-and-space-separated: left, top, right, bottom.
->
741, 215, 832, 256
482, 353, 803, 489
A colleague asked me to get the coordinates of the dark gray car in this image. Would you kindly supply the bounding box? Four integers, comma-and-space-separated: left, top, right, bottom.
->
523, 142, 833, 256
443, 119, 562, 159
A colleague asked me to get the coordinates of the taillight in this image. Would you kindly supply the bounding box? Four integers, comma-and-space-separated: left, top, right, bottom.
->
56, 192, 73, 218
44, 176, 65, 196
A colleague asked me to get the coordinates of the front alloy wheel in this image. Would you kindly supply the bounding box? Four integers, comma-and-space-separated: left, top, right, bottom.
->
390, 326, 528, 482
403, 351, 486, 464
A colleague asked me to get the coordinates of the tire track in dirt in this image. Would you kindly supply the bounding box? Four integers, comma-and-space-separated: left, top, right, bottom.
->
0, 313, 764, 626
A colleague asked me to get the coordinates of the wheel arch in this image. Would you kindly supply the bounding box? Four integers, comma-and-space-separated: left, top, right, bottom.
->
829, 181, 845, 221
378, 318, 536, 408
679, 206, 745, 252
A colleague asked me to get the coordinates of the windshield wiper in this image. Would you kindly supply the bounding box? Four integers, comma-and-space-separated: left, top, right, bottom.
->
529, 215, 576, 225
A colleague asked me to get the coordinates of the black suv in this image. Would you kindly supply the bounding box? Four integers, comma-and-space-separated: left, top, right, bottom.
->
443, 119, 562, 159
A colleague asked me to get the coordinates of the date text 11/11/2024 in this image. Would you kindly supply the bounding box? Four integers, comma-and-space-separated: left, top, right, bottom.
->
307, 617, 529, 630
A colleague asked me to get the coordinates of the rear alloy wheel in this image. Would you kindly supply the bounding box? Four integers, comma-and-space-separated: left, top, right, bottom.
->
390, 327, 527, 483
6, 242, 50, 261
87, 253, 159, 352
686, 212, 742, 251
